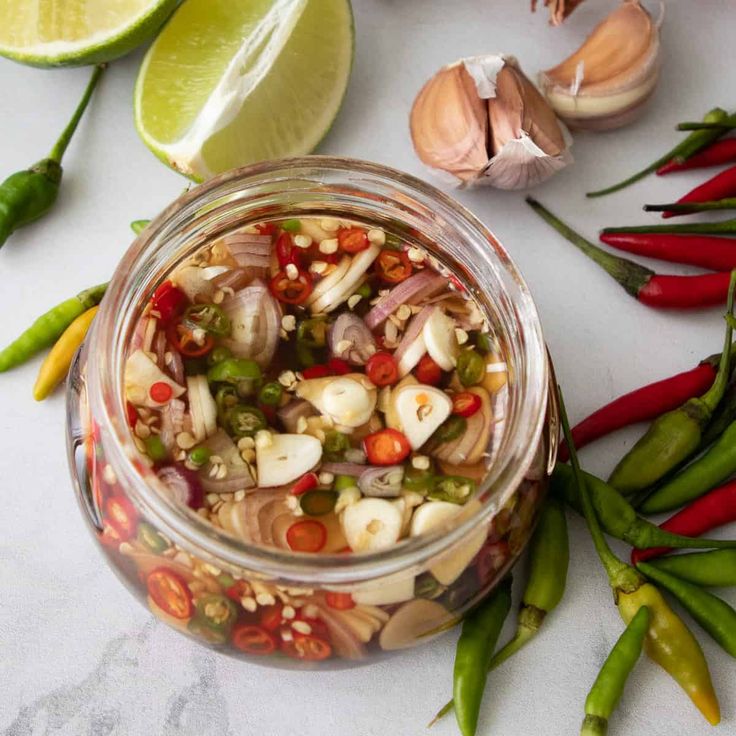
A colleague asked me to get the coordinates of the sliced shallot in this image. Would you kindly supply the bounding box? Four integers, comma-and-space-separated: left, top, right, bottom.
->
365, 270, 446, 330
328, 313, 376, 365
157, 465, 204, 509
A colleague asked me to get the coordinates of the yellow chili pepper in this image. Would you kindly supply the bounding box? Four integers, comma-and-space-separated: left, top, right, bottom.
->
33, 306, 98, 401
618, 583, 720, 726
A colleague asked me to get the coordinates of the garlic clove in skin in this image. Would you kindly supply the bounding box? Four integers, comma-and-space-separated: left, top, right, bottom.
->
531, 0, 587, 27
410, 54, 572, 190
539, 0, 661, 131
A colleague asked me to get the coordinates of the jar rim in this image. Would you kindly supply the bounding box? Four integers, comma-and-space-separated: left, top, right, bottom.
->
87, 156, 550, 584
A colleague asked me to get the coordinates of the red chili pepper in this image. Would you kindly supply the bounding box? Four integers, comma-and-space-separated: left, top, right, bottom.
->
364, 428, 412, 465
558, 356, 719, 461
657, 139, 736, 175
286, 519, 327, 552
415, 354, 442, 385
270, 270, 313, 305
276, 232, 300, 268
375, 250, 413, 283
166, 320, 214, 357
291, 472, 319, 496
104, 496, 138, 541
527, 197, 736, 309
126, 401, 139, 428
327, 358, 351, 375
232, 623, 277, 655
302, 364, 332, 379
338, 227, 370, 254
631, 479, 736, 564
255, 222, 277, 236
645, 165, 736, 218
325, 592, 355, 610
599, 232, 736, 272
151, 281, 187, 325
452, 391, 482, 418
366, 352, 399, 386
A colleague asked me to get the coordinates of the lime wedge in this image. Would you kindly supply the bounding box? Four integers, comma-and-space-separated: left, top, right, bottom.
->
0, 0, 178, 67
134, 0, 354, 181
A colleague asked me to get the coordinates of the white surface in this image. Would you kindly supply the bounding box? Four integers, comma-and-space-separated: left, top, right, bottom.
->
1, 2, 735, 735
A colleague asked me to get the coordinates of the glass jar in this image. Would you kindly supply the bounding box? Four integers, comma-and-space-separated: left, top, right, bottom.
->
66, 157, 558, 669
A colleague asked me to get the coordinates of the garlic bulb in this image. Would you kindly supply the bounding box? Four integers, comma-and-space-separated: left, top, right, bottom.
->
410, 55, 572, 190
539, 0, 661, 131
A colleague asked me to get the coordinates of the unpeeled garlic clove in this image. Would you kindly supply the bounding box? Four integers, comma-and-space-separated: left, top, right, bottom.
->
531, 0, 588, 26
410, 54, 572, 190
539, 0, 661, 131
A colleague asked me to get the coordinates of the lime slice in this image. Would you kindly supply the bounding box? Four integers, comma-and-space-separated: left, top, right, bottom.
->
0, 0, 178, 67
134, 0, 354, 181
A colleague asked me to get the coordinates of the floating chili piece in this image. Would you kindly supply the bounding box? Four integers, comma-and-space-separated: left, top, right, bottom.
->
104, 496, 138, 541
558, 389, 721, 726
451, 577, 512, 736
286, 519, 327, 552
327, 358, 350, 375
658, 138, 736, 175
648, 549, 736, 589
586, 107, 732, 197
281, 633, 332, 661
366, 351, 399, 386
325, 592, 355, 610
640, 419, 736, 514
527, 197, 736, 309
151, 281, 187, 325
290, 472, 319, 496
558, 354, 719, 461
231, 623, 277, 655
270, 269, 313, 305
375, 249, 413, 283
638, 562, 736, 659
338, 227, 370, 254
580, 606, 650, 736
452, 391, 482, 418
275, 232, 300, 268
608, 275, 735, 495
146, 567, 193, 620
364, 428, 412, 465
0, 65, 104, 249
645, 165, 736, 218
415, 354, 442, 385
599, 232, 736, 272
633, 480, 736, 564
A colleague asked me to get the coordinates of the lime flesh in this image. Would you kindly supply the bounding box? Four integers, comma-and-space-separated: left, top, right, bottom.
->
0, 0, 178, 67
134, 0, 354, 180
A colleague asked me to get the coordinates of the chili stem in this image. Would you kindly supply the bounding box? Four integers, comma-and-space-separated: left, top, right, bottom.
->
602, 218, 736, 236
49, 64, 105, 164
677, 122, 736, 132
527, 198, 652, 298
644, 199, 736, 214
557, 386, 626, 582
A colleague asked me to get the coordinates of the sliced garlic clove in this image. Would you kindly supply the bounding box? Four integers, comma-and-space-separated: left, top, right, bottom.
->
409, 61, 490, 184
342, 498, 403, 552
256, 434, 322, 487
539, 0, 661, 131
394, 385, 453, 449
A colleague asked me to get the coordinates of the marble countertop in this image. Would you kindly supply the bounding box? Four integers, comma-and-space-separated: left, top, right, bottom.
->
1, 1, 735, 734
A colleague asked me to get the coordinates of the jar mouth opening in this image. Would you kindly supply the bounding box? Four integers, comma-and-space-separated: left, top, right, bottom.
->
88, 156, 549, 584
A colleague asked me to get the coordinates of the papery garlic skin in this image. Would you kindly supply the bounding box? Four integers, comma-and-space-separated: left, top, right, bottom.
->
539, 0, 661, 131
409, 54, 572, 190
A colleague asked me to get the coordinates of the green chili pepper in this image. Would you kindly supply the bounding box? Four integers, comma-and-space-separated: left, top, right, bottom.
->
609, 274, 736, 495
207, 358, 262, 396
297, 317, 329, 348
281, 218, 301, 232
648, 549, 736, 588
188, 446, 212, 468
581, 606, 650, 736
207, 346, 233, 367
137, 521, 170, 554
184, 303, 231, 337
403, 463, 435, 493
355, 282, 372, 299
638, 562, 736, 659
188, 617, 228, 644
215, 386, 239, 423
0, 282, 108, 372
641, 419, 736, 514
226, 405, 267, 438
323, 430, 350, 461
429, 476, 475, 504
587, 108, 732, 197
475, 332, 495, 355
0, 65, 104, 250
130, 219, 150, 235
194, 594, 238, 635
430, 415, 467, 444
559, 387, 721, 726
217, 573, 236, 589
552, 464, 736, 553
296, 342, 317, 368
432, 495, 569, 727
334, 474, 358, 491
415, 573, 444, 599
457, 349, 485, 387
300, 490, 338, 516
144, 435, 168, 463
258, 381, 283, 407
452, 577, 513, 736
